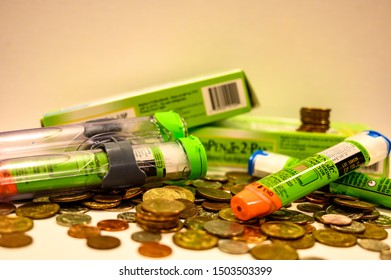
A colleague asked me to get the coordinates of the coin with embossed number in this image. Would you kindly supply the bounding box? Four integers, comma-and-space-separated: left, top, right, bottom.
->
0, 232, 33, 248
250, 243, 299, 260
138, 242, 172, 258
87, 235, 121, 250
15, 202, 60, 219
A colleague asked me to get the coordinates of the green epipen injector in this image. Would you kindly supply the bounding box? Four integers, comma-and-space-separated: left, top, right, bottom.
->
0, 111, 187, 159
0, 135, 207, 201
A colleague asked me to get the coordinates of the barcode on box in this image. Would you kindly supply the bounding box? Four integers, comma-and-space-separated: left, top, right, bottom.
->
202, 79, 247, 115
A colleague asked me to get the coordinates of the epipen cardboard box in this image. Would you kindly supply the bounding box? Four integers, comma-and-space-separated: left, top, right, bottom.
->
190, 113, 389, 177
41, 69, 258, 128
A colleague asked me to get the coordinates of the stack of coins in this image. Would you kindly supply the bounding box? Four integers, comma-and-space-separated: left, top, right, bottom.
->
135, 198, 185, 233
297, 107, 331, 132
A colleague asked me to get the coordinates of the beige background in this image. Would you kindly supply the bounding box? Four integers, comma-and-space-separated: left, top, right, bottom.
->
1, 0, 390, 138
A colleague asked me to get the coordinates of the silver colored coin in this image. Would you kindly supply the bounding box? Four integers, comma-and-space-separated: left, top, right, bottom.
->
218, 240, 249, 254
321, 214, 352, 226
203, 219, 244, 238
357, 238, 390, 252
56, 213, 92, 227
131, 231, 162, 243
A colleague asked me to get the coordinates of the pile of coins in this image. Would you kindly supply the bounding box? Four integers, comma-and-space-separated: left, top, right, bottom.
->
1, 170, 391, 260
135, 198, 185, 233
297, 107, 331, 132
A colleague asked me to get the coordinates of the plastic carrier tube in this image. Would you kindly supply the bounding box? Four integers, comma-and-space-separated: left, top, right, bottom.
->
0, 135, 207, 201
231, 130, 391, 220
0, 111, 187, 159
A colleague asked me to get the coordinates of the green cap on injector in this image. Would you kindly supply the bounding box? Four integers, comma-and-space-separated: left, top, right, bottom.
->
154, 111, 188, 141
178, 135, 207, 180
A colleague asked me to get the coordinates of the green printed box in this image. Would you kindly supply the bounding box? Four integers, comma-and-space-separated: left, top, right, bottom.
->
190, 114, 389, 177
41, 69, 257, 128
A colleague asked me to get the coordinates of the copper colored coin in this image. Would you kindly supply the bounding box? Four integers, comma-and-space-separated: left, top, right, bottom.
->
0, 232, 33, 248
138, 242, 172, 258
68, 224, 101, 238
0, 202, 16, 215
97, 219, 129, 231
87, 235, 121, 249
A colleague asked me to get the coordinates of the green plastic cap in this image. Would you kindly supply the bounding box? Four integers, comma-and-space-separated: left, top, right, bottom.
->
178, 135, 208, 180
154, 111, 188, 141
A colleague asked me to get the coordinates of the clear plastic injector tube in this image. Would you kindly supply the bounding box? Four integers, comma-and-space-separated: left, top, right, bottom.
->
0, 111, 187, 159
0, 135, 207, 201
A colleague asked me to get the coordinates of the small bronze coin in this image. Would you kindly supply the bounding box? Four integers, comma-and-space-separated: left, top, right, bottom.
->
86, 235, 121, 250
202, 201, 230, 212
97, 219, 129, 231
333, 197, 375, 211
138, 242, 172, 258
176, 199, 198, 218
0, 202, 16, 215
67, 224, 101, 238
93, 194, 123, 203
15, 202, 60, 219
296, 202, 323, 213
0, 232, 33, 248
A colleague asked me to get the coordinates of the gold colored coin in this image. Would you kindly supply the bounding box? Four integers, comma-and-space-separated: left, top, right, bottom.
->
184, 216, 216, 230
271, 234, 315, 249
0, 215, 33, 233
93, 194, 123, 204
250, 243, 299, 260
172, 229, 218, 250
97, 219, 129, 231
355, 222, 388, 240
196, 187, 232, 202
122, 187, 143, 200
176, 199, 198, 218
15, 202, 60, 219
138, 242, 172, 258
49, 191, 94, 203
141, 198, 185, 217
261, 221, 306, 239
313, 228, 357, 247
142, 186, 195, 202
67, 224, 101, 238
0, 232, 33, 248
333, 197, 375, 211
86, 235, 121, 250
81, 200, 121, 210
